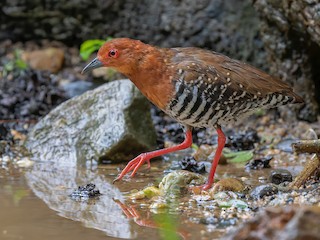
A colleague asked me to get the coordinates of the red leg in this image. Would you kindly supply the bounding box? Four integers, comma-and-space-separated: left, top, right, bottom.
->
201, 127, 226, 190
113, 127, 193, 183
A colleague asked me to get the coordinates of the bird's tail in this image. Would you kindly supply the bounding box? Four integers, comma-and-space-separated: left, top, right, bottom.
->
290, 91, 304, 104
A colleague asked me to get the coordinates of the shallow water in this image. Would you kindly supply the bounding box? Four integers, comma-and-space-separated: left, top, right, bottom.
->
0, 147, 313, 240
0, 155, 232, 239
0, 162, 160, 240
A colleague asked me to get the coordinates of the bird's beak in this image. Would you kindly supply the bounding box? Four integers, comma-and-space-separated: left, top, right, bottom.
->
81, 57, 103, 74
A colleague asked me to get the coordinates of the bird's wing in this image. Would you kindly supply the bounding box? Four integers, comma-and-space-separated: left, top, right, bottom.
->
171, 47, 303, 103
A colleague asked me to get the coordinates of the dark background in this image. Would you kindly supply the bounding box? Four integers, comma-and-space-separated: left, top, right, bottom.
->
1, 0, 319, 121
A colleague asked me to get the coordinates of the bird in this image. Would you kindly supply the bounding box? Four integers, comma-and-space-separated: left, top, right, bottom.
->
82, 38, 303, 190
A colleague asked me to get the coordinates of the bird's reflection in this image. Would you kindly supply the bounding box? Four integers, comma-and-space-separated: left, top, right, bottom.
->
114, 199, 189, 240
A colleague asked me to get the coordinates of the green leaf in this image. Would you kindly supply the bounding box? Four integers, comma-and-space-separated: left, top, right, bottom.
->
80, 39, 106, 60
217, 199, 248, 209
3, 49, 28, 74
217, 200, 231, 208
15, 59, 28, 70
191, 143, 199, 150
224, 150, 253, 163
228, 199, 248, 209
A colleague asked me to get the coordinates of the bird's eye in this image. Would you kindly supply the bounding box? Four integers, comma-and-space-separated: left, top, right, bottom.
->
108, 49, 118, 58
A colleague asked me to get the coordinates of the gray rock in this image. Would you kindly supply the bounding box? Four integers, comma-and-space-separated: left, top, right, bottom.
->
25, 79, 157, 166
269, 169, 293, 185
250, 184, 279, 199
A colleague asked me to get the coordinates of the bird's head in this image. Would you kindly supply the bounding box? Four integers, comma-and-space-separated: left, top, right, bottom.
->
81, 38, 150, 76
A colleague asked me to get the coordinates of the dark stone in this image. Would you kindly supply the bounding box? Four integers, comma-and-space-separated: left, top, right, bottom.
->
250, 184, 279, 199
286, 197, 294, 205
245, 156, 273, 170
0, 141, 7, 155
269, 169, 293, 185
25, 80, 157, 165
178, 156, 206, 174
253, 0, 320, 121
0, 125, 9, 141
222, 206, 320, 240
226, 129, 260, 151
70, 183, 101, 201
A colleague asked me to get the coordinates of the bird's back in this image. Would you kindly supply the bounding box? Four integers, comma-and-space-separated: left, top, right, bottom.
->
164, 47, 303, 128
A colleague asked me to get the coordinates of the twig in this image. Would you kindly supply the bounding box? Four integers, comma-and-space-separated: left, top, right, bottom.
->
289, 155, 320, 189
289, 139, 320, 189
292, 140, 320, 154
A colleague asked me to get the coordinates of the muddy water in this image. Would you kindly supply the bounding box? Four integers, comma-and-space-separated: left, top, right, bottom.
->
0, 176, 109, 240
0, 163, 160, 240
0, 149, 307, 240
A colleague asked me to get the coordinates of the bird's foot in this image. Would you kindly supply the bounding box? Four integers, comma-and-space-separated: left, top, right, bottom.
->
200, 183, 213, 191
189, 182, 214, 193
113, 153, 151, 183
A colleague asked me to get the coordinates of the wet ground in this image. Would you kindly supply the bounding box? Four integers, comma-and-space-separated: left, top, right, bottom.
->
0, 154, 271, 240
0, 164, 164, 240
0, 155, 210, 239
1, 114, 319, 240
0, 171, 109, 240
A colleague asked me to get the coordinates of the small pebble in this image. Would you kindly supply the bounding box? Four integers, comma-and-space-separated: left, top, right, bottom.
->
178, 156, 206, 173
70, 183, 101, 201
210, 178, 246, 195
226, 129, 260, 151
258, 176, 267, 182
245, 156, 272, 170
200, 216, 219, 225
16, 157, 34, 167
139, 203, 150, 208
269, 169, 293, 184
250, 184, 279, 199
286, 197, 294, 204
241, 177, 248, 181
2, 155, 10, 163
